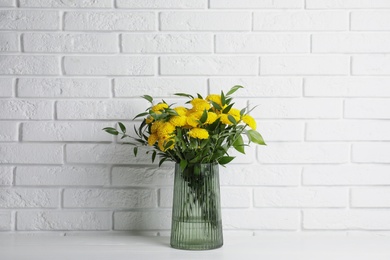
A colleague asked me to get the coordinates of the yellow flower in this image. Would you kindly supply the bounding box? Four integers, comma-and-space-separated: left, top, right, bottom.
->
169, 115, 187, 127
147, 133, 158, 146
151, 120, 162, 134
242, 114, 257, 130
228, 108, 241, 122
206, 94, 222, 107
158, 136, 175, 151
145, 116, 154, 124
188, 128, 209, 139
190, 98, 210, 112
219, 114, 233, 125
157, 122, 175, 138
186, 111, 202, 127
174, 106, 188, 116
151, 103, 168, 112
206, 112, 218, 124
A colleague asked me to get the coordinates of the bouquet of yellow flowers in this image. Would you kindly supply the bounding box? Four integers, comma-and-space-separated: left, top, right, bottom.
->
103, 85, 265, 169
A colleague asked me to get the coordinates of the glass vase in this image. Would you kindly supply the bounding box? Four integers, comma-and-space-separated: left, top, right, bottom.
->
170, 163, 223, 250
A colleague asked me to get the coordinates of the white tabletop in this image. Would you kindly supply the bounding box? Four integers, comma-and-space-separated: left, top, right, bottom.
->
1, 233, 390, 260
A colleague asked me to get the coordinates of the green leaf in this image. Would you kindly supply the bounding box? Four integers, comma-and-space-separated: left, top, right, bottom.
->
197, 93, 203, 99
228, 115, 237, 125
222, 103, 234, 114
247, 130, 266, 145
226, 85, 243, 96
233, 135, 245, 154
118, 122, 126, 133
221, 91, 226, 106
174, 93, 194, 99
133, 112, 149, 120
152, 150, 157, 163
218, 156, 235, 165
103, 128, 119, 135
240, 108, 246, 116
142, 95, 153, 103
210, 100, 222, 110
133, 147, 138, 156
180, 160, 188, 171
159, 157, 168, 167
199, 109, 208, 124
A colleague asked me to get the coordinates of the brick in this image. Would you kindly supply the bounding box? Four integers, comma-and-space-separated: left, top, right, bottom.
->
0, 55, 59, 75
220, 165, 301, 186
258, 143, 349, 164
57, 99, 149, 120
17, 78, 110, 98
66, 144, 152, 164
0, 211, 11, 230
64, 12, 155, 31
0, 33, 18, 52
345, 99, 390, 119
313, 33, 390, 53
0, 167, 13, 186
210, 78, 302, 97
352, 188, 390, 208
0, 100, 53, 119
307, 120, 390, 141
0, 10, 59, 30
352, 11, 390, 31
17, 211, 111, 231
216, 34, 309, 53
210, 0, 303, 8
0, 144, 63, 164
114, 210, 171, 230
0, 78, 13, 97
261, 56, 349, 75
122, 33, 212, 53
304, 210, 390, 230
307, 0, 390, 9
257, 121, 304, 141
23, 33, 118, 53
0, 188, 58, 208
254, 11, 348, 31
305, 77, 390, 97
353, 55, 390, 75
161, 56, 258, 75
63, 188, 157, 208
19, 0, 113, 8
112, 166, 174, 187
114, 78, 206, 97
223, 209, 299, 230
353, 143, 390, 163
254, 187, 348, 207
303, 165, 390, 186
0, 122, 18, 141
22, 122, 112, 142
117, 0, 206, 9
63, 56, 154, 76
15, 166, 110, 186
248, 98, 342, 119
0, 0, 15, 7
160, 12, 251, 31
158, 188, 172, 208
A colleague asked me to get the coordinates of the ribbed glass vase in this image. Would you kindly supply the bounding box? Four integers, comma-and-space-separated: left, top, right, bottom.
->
170, 163, 223, 250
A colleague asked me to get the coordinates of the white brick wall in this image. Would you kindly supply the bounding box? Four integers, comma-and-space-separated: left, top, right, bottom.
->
1, 1, 389, 235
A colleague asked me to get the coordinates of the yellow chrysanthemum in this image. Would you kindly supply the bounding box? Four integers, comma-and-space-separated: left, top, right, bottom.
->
147, 133, 158, 146
174, 106, 188, 116
242, 114, 257, 130
151, 120, 163, 134
190, 98, 210, 112
145, 116, 154, 124
219, 114, 233, 125
169, 115, 187, 127
158, 136, 175, 151
206, 94, 222, 107
188, 128, 209, 140
205, 112, 218, 124
228, 108, 241, 122
186, 115, 199, 128
151, 103, 168, 112
157, 122, 176, 138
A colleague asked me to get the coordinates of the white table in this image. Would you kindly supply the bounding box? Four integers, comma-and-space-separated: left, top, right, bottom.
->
1, 233, 390, 260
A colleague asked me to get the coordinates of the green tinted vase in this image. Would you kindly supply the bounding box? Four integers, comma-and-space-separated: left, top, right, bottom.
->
170, 163, 223, 250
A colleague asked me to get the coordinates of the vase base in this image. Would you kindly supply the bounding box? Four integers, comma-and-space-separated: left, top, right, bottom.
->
170, 242, 223, 251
